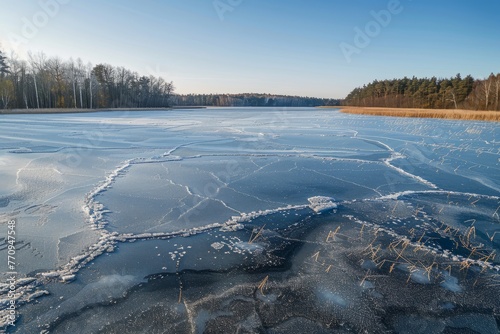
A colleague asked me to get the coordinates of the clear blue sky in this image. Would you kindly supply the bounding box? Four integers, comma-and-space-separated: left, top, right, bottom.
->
1, 0, 499, 98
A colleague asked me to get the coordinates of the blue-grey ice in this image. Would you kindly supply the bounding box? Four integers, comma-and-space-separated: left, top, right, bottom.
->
0, 108, 498, 332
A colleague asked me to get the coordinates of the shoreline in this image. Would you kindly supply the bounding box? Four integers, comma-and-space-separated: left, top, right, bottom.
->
3, 106, 498, 122
0, 106, 206, 115
328, 106, 500, 122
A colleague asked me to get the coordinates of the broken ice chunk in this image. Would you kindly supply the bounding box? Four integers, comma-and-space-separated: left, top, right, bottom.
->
307, 196, 337, 213
211, 242, 225, 250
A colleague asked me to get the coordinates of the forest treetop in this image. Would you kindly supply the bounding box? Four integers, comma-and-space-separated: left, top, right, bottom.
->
0, 49, 340, 109
344, 74, 500, 111
0, 49, 174, 110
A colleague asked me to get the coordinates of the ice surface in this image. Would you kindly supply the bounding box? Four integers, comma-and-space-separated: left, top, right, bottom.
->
0, 108, 499, 332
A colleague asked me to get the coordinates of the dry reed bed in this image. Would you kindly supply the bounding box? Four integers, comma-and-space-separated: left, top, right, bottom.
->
337, 107, 500, 122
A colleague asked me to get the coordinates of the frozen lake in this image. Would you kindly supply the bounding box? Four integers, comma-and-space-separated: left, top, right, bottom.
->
0, 107, 499, 333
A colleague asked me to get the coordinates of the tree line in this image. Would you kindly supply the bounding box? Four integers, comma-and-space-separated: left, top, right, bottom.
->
0, 49, 174, 110
172, 93, 339, 107
0, 48, 338, 110
344, 74, 500, 110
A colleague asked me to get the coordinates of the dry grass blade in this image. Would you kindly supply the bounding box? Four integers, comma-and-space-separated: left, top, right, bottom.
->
257, 275, 269, 295
459, 260, 472, 272
464, 219, 476, 225
360, 270, 371, 286
487, 231, 499, 242
466, 226, 476, 243
423, 262, 437, 280
326, 226, 341, 242
311, 251, 320, 262
444, 264, 452, 275
249, 224, 266, 244
417, 232, 426, 243
359, 224, 365, 240
391, 201, 399, 215
493, 204, 500, 217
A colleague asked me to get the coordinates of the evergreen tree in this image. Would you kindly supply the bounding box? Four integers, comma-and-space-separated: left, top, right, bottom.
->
344, 74, 500, 111
0, 50, 10, 76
